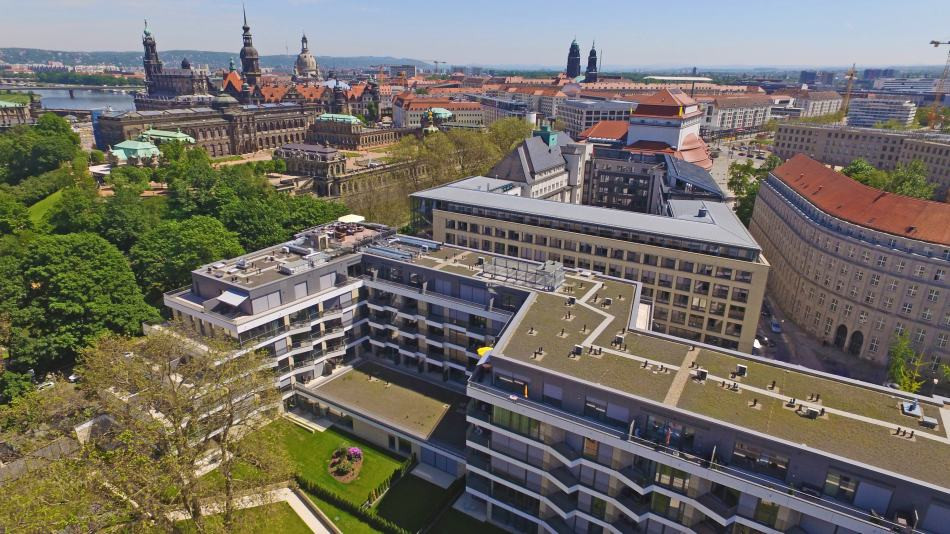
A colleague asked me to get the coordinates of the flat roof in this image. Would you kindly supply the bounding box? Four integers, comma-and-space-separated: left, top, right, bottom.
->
305, 362, 468, 452
412, 182, 761, 251
486, 269, 950, 490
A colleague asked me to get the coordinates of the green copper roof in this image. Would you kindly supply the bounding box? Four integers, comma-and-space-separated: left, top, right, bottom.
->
429, 107, 453, 119
316, 113, 362, 124
139, 129, 196, 144
111, 140, 160, 160
0, 100, 24, 108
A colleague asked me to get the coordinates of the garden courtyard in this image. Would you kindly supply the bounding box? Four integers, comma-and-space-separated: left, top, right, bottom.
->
272, 418, 505, 533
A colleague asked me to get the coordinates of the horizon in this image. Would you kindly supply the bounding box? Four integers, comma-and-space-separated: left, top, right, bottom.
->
3, 0, 949, 70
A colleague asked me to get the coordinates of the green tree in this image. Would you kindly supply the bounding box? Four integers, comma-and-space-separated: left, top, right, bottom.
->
841, 158, 887, 188
0, 192, 32, 234
130, 216, 245, 304
727, 155, 781, 226
45, 185, 102, 234
98, 185, 159, 252
7, 233, 159, 373
283, 195, 349, 234
887, 332, 926, 393
888, 160, 936, 200
217, 196, 290, 251
487, 117, 534, 153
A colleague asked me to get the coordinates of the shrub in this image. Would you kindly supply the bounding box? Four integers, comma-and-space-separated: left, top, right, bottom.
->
296, 476, 411, 534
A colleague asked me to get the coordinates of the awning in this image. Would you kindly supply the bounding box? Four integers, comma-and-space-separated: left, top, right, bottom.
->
217, 290, 248, 307
337, 214, 366, 224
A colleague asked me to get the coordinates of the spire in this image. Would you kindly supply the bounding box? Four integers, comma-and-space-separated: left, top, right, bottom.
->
143, 19, 150, 37
229, 57, 236, 72
242, 2, 249, 31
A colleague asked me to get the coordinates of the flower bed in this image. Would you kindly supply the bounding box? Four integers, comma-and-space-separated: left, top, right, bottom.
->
329, 446, 364, 483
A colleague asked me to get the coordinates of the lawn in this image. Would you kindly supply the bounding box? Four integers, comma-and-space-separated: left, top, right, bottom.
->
375, 475, 446, 531
276, 419, 404, 505
174, 501, 310, 534
302, 490, 377, 534
27, 189, 63, 225
430, 508, 510, 534
0, 92, 32, 105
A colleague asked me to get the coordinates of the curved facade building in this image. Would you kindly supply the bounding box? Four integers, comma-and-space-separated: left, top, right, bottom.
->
750, 154, 949, 367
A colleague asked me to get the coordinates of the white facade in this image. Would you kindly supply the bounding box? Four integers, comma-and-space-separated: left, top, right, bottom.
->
627, 104, 702, 148
556, 99, 634, 139
846, 98, 916, 128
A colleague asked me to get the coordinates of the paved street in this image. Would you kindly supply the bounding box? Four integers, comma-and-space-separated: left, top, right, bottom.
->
753, 295, 888, 385
707, 138, 769, 203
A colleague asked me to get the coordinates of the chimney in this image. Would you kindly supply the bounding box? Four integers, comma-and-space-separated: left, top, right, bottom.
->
698, 207, 708, 218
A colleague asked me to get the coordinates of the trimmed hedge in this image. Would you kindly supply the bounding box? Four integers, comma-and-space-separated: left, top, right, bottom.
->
296, 476, 411, 534
365, 453, 416, 506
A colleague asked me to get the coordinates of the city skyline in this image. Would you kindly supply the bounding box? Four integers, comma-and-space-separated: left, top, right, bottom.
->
5, 0, 949, 69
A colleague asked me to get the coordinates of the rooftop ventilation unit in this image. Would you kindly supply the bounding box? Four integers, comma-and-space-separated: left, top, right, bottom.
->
696, 369, 708, 381
572, 344, 583, 356
736, 364, 748, 377
288, 245, 313, 256
697, 207, 708, 217
236, 258, 248, 270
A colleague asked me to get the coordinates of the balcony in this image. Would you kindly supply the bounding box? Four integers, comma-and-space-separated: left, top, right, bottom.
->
697, 492, 738, 521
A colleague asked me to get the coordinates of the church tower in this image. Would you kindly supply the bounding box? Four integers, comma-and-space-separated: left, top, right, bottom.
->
294, 33, 320, 80
584, 43, 598, 83
142, 20, 163, 91
239, 6, 261, 87
566, 39, 581, 78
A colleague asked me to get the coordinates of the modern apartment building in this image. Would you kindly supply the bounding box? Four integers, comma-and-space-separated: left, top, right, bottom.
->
697, 95, 774, 139
749, 154, 950, 366
410, 181, 767, 352
776, 91, 843, 119
466, 273, 950, 534
160, 218, 950, 534
772, 123, 950, 198
557, 99, 635, 139
470, 94, 532, 125
846, 98, 916, 128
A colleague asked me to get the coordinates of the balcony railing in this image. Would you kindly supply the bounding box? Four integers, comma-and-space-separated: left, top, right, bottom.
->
467, 379, 915, 533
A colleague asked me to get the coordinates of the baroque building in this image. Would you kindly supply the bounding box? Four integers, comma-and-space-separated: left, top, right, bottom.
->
293, 33, 321, 81
135, 21, 213, 110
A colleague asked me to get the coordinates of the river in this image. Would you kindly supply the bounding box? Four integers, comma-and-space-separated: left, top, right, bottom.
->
3, 88, 135, 112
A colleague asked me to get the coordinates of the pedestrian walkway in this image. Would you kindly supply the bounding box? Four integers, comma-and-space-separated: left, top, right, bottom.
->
663, 346, 701, 406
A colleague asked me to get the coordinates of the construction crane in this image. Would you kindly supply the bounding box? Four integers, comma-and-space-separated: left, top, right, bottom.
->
928, 40, 950, 129
841, 63, 857, 115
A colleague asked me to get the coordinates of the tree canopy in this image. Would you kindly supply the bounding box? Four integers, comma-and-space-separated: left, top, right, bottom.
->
842, 158, 937, 200
6, 233, 159, 374
0, 113, 80, 185
130, 216, 245, 304
727, 155, 782, 226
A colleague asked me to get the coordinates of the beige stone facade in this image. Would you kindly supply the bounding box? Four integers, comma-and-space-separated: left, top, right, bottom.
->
750, 171, 950, 367
429, 210, 767, 352
772, 123, 950, 198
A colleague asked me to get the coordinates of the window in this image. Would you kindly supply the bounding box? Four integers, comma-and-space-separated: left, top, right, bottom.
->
823, 469, 858, 503
582, 437, 599, 460
886, 279, 898, 292
914, 328, 926, 343
906, 285, 919, 297
874, 316, 886, 331
928, 289, 940, 302
655, 464, 690, 492
870, 274, 880, 287
922, 308, 933, 321
854, 270, 864, 282
901, 302, 913, 315
829, 299, 838, 312
753, 499, 781, 528
896, 260, 906, 273
843, 304, 853, 318
858, 311, 868, 324
876, 255, 887, 267
732, 441, 789, 480
869, 337, 880, 353
861, 251, 871, 263
895, 322, 906, 336
864, 292, 876, 305
882, 297, 894, 311
937, 333, 949, 349
491, 406, 539, 439
914, 265, 927, 278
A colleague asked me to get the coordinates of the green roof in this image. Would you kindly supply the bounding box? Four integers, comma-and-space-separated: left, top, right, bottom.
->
316, 113, 362, 125
0, 100, 24, 108
139, 129, 196, 144
429, 107, 453, 119
111, 140, 160, 160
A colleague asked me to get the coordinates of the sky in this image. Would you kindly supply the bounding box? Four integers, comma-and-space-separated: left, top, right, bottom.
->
3, 0, 950, 68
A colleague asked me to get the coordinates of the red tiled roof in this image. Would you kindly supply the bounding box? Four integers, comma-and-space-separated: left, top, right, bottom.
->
221, 70, 243, 92
578, 120, 628, 141
635, 88, 697, 107
295, 85, 327, 101
772, 154, 950, 246
259, 84, 289, 102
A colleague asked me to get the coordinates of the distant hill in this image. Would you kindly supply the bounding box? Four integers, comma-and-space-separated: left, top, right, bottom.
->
0, 48, 430, 71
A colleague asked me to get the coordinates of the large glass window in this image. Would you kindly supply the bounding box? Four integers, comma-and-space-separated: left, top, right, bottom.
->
492, 406, 540, 439
753, 499, 780, 528
654, 464, 690, 493
732, 441, 789, 481
823, 469, 858, 503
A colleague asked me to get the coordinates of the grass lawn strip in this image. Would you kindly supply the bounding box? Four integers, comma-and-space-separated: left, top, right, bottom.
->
695, 350, 942, 433
27, 189, 62, 225
276, 419, 404, 505
676, 381, 950, 488
303, 490, 378, 534
174, 501, 311, 534
374, 474, 447, 531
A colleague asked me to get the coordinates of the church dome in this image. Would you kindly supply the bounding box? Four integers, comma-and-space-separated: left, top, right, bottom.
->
240, 44, 259, 60
181, 57, 191, 69
296, 52, 318, 77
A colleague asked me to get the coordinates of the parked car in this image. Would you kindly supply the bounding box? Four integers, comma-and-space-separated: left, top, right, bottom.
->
770, 319, 782, 333
37, 381, 55, 391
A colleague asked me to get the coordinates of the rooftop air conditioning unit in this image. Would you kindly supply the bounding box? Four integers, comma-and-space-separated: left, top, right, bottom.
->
572, 344, 583, 356
236, 258, 248, 270
736, 364, 748, 377
696, 369, 708, 381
